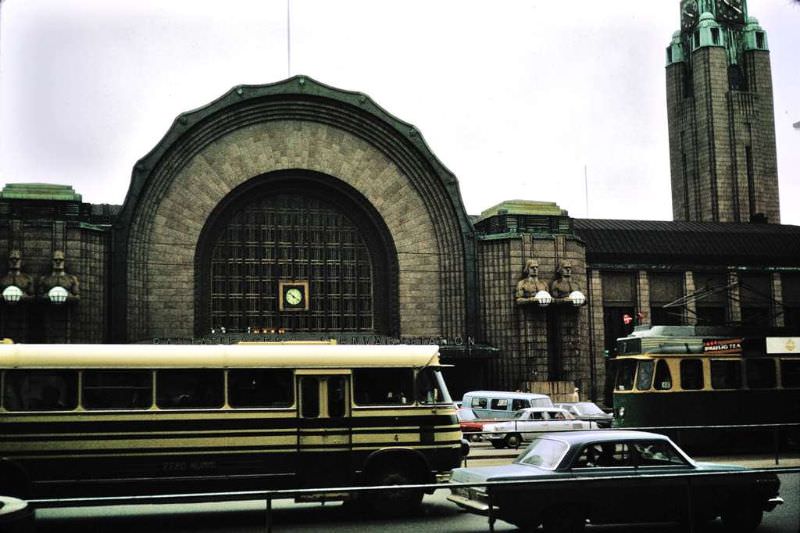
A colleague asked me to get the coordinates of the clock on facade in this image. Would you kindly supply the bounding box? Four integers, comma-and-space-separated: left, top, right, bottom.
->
716, 0, 745, 25
681, 0, 699, 30
279, 281, 309, 311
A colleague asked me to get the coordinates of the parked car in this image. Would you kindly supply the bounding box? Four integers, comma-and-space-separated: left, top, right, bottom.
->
555, 401, 614, 428
448, 430, 783, 533
462, 390, 553, 419
483, 407, 597, 449
457, 407, 512, 441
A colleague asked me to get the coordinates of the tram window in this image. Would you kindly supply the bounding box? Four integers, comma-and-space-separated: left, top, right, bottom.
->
680, 359, 704, 390
710, 360, 742, 390
228, 369, 293, 408
636, 360, 654, 390
353, 368, 413, 405
327, 376, 347, 418
615, 360, 637, 391
2, 370, 78, 411
654, 360, 673, 390
746, 359, 776, 389
156, 370, 224, 408
83, 370, 152, 410
781, 360, 800, 388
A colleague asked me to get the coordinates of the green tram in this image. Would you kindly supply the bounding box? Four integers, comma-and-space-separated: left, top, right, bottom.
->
612, 326, 800, 450
0, 341, 465, 512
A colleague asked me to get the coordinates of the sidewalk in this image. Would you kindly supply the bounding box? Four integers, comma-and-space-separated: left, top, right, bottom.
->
694, 453, 800, 468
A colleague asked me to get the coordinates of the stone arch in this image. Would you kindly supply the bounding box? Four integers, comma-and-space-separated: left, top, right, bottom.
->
113, 76, 477, 341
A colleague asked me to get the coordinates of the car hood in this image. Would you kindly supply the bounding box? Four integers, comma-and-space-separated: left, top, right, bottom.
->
451, 464, 555, 483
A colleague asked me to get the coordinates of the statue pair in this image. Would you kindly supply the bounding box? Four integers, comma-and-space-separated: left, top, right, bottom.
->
0, 250, 79, 301
515, 259, 577, 304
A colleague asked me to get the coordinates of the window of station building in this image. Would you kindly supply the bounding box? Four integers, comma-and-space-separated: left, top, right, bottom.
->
679, 359, 704, 390
745, 359, 776, 389
636, 360, 654, 390
654, 359, 673, 391
83, 370, 153, 410
781, 360, 800, 388
353, 368, 413, 405
2, 370, 78, 411
602, 272, 636, 356
739, 273, 772, 328
693, 273, 728, 326
228, 369, 293, 408
650, 273, 685, 326
710, 359, 742, 390
156, 370, 224, 409
781, 273, 800, 331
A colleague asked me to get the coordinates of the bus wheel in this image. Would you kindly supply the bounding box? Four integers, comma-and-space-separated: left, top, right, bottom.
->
505, 433, 522, 449
490, 440, 505, 449
368, 466, 423, 516
0, 462, 31, 500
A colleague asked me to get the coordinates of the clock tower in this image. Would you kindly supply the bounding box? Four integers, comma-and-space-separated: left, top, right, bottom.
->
666, 0, 780, 223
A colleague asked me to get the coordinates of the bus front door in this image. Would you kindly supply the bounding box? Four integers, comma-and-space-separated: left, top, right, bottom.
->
296, 372, 352, 489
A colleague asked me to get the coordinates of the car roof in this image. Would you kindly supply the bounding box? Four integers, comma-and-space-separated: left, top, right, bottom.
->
463, 390, 550, 399
540, 430, 671, 445
519, 406, 568, 413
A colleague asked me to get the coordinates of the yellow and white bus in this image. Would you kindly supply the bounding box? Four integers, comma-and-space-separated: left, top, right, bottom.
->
0, 342, 465, 512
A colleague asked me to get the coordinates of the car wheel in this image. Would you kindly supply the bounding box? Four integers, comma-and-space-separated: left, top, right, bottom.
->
367, 466, 423, 517
542, 505, 586, 533
490, 440, 506, 449
505, 433, 522, 449
721, 501, 763, 533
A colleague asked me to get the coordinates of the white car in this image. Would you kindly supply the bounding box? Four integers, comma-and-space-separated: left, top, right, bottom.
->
484, 407, 598, 448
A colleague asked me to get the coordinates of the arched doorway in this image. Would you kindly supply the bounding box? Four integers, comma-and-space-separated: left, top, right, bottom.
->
195, 170, 398, 337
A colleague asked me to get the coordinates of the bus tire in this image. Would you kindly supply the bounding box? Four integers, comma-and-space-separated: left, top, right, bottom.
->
367, 465, 423, 517
0, 462, 31, 500
505, 433, 522, 449
721, 500, 763, 533
490, 440, 505, 449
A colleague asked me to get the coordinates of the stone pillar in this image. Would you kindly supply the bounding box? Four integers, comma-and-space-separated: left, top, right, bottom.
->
728, 271, 742, 324
636, 270, 650, 326
685, 271, 697, 325
771, 273, 784, 328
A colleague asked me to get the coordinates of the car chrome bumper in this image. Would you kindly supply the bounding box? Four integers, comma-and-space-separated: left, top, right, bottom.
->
446, 493, 491, 514
765, 496, 784, 511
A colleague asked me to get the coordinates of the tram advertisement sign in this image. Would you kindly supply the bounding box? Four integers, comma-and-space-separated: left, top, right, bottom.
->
766, 337, 799, 354
703, 338, 743, 355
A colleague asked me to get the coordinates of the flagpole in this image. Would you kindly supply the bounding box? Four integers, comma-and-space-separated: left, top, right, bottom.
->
286, 0, 291, 77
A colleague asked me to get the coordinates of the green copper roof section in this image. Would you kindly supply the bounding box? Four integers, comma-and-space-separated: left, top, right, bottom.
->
0, 183, 82, 202
476, 200, 566, 223
743, 17, 768, 51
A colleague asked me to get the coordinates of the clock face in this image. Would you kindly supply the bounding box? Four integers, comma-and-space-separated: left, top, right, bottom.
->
285, 288, 303, 305
681, 0, 698, 30
717, 0, 745, 25
279, 281, 309, 311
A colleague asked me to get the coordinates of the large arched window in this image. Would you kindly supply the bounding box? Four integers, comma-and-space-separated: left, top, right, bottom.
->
196, 171, 397, 336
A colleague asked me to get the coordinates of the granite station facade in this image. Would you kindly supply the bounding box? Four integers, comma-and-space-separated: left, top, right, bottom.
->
1, 0, 799, 400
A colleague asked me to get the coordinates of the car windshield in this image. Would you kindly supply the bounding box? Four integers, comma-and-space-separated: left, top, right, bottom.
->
457, 408, 478, 421
515, 437, 568, 469
575, 402, 605, 415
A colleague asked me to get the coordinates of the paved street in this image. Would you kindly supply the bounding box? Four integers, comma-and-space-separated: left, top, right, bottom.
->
34, 445, 800, 533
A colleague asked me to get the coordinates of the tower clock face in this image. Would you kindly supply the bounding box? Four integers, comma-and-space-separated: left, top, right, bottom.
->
681, 0, 698, 30
717, 0, 745, 25
279, 281, 309, 311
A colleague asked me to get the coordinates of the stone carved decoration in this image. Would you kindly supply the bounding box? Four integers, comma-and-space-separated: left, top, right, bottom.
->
38, 251, 80, 303
550, 261, 586, 306
0, 250, 35, 303
515, 259, 552, 306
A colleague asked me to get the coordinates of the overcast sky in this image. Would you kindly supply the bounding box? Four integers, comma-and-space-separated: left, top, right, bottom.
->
0, 0, 798, 224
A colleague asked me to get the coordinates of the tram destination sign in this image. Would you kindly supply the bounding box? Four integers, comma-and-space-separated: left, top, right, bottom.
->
766, 337, 799, 354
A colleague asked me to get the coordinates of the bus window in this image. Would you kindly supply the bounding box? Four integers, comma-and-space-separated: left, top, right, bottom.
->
228, 369, 293, 408
300, 377, 320, 418
615, 360, 637, 390
711, 360, 742, 390
746, 359, 776, 389
415, 367, 450, 404
680, 359, 704, 390
353, 368, 413, 405
781, 360, 800, 388
654, 360, 672, 390
327, 376, 347, 418
156, 370, 224, 408
636, 360, 654, 390
83, 370, 152, 410
3, 370, 78, 411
